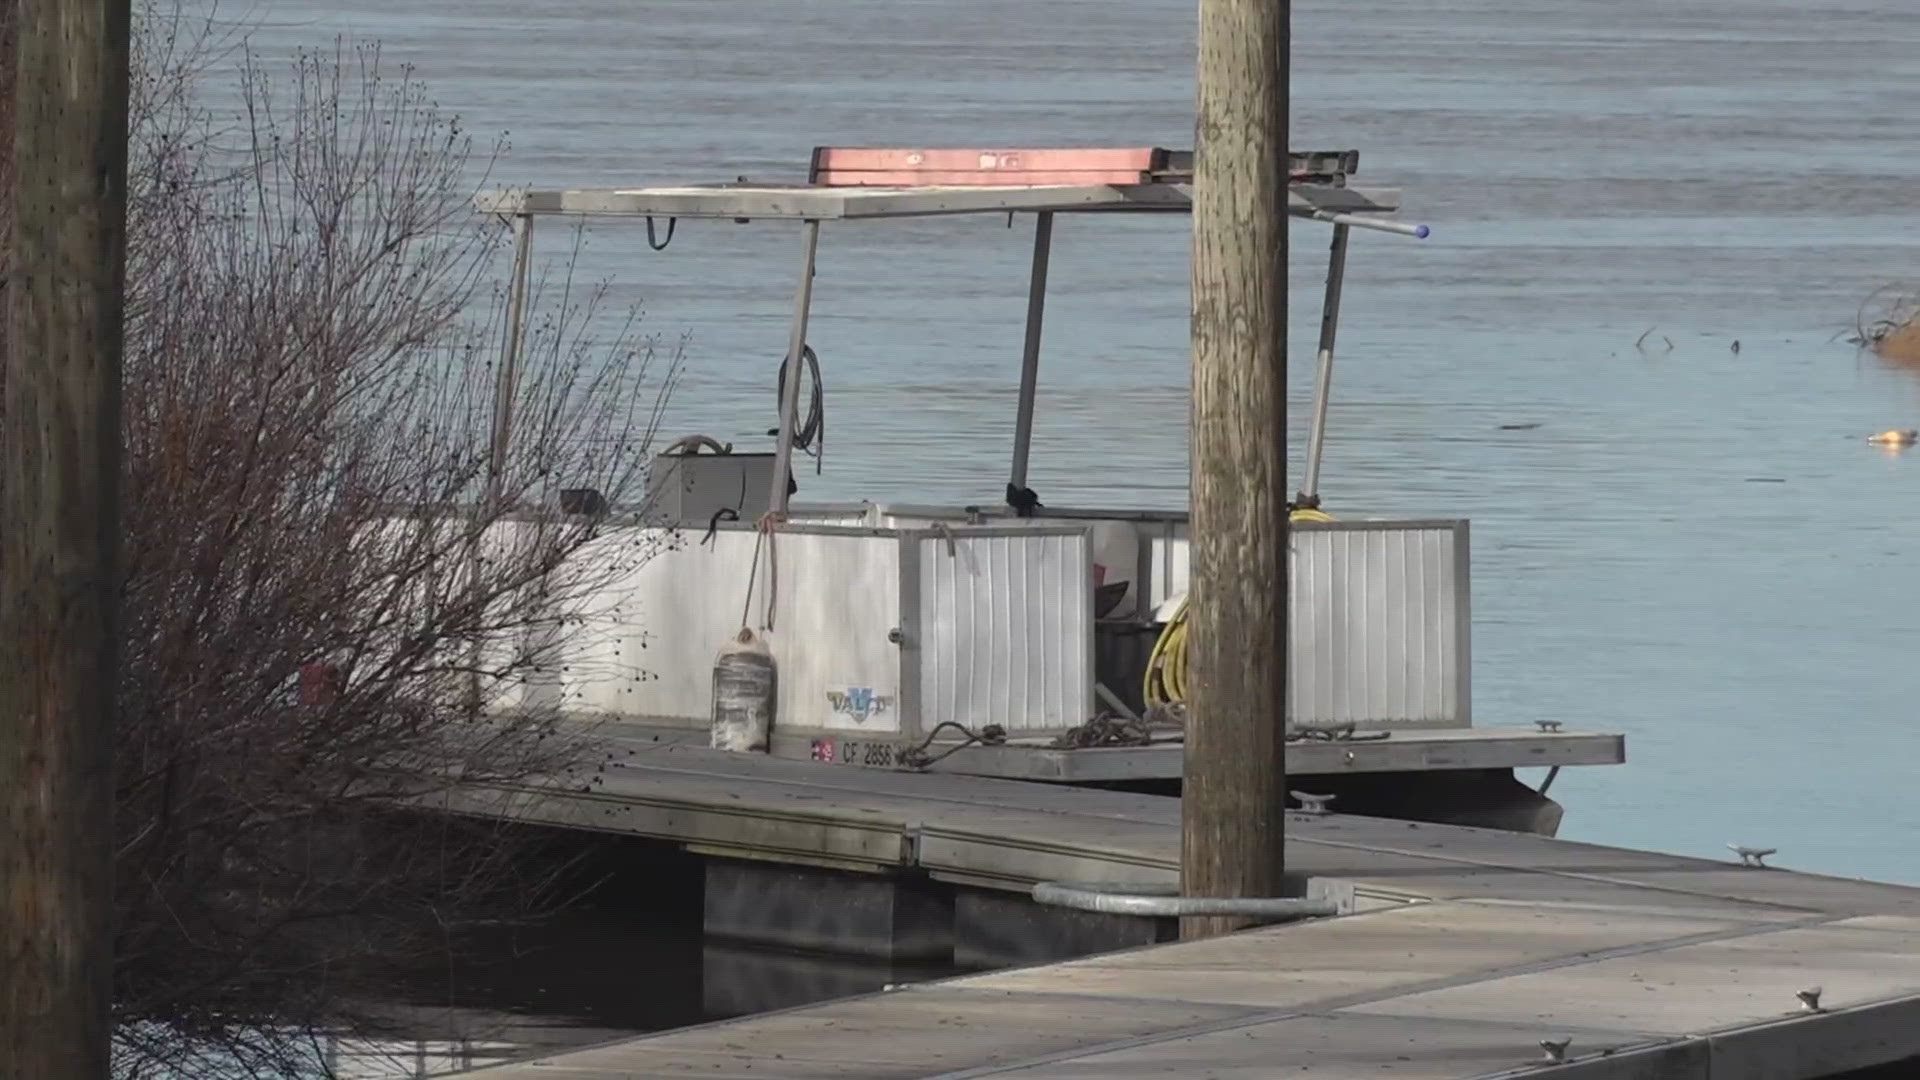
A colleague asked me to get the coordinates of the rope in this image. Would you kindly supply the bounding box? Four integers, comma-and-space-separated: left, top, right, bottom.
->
646, 216, 676, 250
757, 513, 781, 632
899, 721, 1007, 770
739, 525, 765, 631
1050, 712, 1154, 749
769, 344, 825, 475
1289, 722, 1390, 744
700, 507, 738, 547
736, 513, 786, 633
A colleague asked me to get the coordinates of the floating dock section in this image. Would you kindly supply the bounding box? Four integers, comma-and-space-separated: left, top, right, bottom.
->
452, 738, 1920, 1079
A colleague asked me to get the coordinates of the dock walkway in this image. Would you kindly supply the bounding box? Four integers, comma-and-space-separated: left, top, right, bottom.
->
455, 739, 1920, 1078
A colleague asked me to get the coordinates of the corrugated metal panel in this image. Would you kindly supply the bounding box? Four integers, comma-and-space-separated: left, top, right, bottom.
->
497, 512, 1462, 736
767, 531, 903, 734
1145, 521, 1467, 728
460, 518, 583, 715
534, 525, 902, 736
913, 529, 1093, 735
553, 526, 751, 725
1290, 524, 1464, 728
1148, 523, 1191, 614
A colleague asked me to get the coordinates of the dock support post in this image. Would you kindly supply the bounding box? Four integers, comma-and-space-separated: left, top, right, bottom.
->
1297, 222, 1349, 507
1009, 211, 1054, 498
486, 211, 537, 501
770, 219, 822, 517
2, 0, 131, 1072
1184, 0, 1290, 939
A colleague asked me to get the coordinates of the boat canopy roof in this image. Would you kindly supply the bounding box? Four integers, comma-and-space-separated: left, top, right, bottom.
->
471, 147, 1427, 518
474, 145, 1408, 225
472, 180, 1401, 222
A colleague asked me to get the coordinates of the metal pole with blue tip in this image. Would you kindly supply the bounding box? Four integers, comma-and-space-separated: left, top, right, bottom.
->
1307, 210, 1430, 238
1297, 222, 1349, 510
1297, 214, 1427, 507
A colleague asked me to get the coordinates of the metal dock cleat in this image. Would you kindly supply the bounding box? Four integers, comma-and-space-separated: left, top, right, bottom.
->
1291, 790, 1337, 816
1728, 843, 1777, 868
1535, 720, 1563, 733
1797, 986, 1823, 1013
1538, 1036, 1571, 1064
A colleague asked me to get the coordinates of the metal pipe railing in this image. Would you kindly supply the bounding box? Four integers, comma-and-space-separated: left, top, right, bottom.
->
1032, 881, 1340, 921
1302, 209, 1430, 238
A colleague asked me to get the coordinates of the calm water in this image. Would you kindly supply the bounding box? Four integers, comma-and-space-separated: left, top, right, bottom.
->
223, 0, 1920, 1060
296, 908, 959, 1077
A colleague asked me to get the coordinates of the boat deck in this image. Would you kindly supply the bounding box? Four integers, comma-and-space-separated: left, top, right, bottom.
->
899, 724, 1623, 782
641, 719, 1626, 784
454, 740, 1920, 1079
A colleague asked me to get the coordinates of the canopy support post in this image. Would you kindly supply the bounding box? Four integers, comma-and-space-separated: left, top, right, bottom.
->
770, 219, 822, 517
1298, 222, 1349, 507
467, 210, 535, 715
1009, 210, 1054, 507
486, 211, 536, 503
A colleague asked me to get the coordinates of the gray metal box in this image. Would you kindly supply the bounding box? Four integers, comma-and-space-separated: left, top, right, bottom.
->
649, 451, 777, 523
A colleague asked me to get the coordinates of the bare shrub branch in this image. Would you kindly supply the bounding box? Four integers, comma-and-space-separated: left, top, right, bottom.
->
5, 3, 679, 1074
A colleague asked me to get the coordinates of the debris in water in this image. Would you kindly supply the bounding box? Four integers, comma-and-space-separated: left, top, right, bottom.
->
1878, 322, 1920, 362
1867, 429, 1918, 447
1855, 284, 1920, 361
1499, 422, 1542, 431
1731, 339, 1741, 354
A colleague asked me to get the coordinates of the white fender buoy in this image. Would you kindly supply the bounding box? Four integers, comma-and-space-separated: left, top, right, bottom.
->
712, 627, 775, 752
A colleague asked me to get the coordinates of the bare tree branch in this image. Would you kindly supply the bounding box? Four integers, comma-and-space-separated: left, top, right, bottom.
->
8, 3, 679, 1073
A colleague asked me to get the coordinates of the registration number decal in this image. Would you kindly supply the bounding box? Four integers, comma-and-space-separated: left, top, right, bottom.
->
808, 739, 895, 768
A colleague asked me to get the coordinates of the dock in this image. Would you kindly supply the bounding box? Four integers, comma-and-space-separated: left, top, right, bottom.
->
449, 737, 1920, 1078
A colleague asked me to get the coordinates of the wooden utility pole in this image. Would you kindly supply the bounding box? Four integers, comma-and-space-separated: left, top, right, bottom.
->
2, 0, 132, 1074
1182, 0, 1289, 939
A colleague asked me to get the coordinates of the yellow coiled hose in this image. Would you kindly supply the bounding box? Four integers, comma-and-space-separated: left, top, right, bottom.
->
1143, 597, 1189, 708
1143, 506, 1335, 711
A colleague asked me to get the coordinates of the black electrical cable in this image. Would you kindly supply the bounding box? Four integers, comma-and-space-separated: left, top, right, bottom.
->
768, 344, 824, 473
